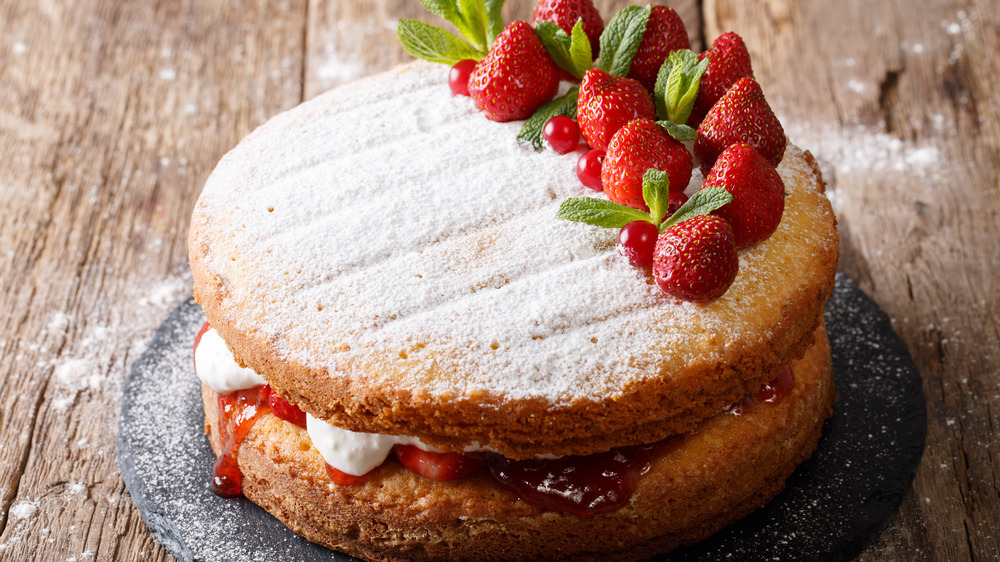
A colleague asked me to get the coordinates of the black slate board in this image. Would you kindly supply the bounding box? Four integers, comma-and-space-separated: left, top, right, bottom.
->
117, 274, 926, 562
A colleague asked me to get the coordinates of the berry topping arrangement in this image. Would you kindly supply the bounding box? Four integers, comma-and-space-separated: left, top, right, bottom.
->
397, 0, 789, 303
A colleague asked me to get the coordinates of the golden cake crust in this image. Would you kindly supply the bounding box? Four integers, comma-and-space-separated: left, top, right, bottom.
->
202, 324, 834, 560
189, 62, 838, 459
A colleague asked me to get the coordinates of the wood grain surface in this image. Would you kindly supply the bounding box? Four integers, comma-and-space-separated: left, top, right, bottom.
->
0, 0, 996, 560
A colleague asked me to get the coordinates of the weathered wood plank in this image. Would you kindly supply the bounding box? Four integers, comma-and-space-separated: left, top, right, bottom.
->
704, 0, 1000, 559
0, 0, 307, 560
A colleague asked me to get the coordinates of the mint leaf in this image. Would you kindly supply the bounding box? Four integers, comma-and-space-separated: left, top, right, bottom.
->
535, 21, 575, 72
641, 169, 670, 226
518, 87, 579, 150
483, 0, 504, 48
654, 49, 709, 123
653, 55, 674, 120
455, 0, 489, 52
420, 0, 460, 23
659, 186, 733, 231
557, 197, 652, 229
568, 19, 594, 76
417, 0, 501, 52
595, 5, 651, 77
397, 19, 483, 64
657, 120, 697, 141
536, 20, 593, 79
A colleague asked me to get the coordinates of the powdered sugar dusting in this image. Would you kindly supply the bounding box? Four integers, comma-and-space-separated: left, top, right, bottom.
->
10, 500, 39, 520
785, 122, 943, 177
192, 62, 837, 405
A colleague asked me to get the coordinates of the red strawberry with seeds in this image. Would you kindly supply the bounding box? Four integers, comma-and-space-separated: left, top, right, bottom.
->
530, 0, 605, 57
627, 5, 690, 91
694, 77, 786, 172
688, 32, 754, 127
703, 143, 785, 248
653, 214, 738, 302
577, 69, 656, 151
602, 118, 692, 210
469, 21, 559, 122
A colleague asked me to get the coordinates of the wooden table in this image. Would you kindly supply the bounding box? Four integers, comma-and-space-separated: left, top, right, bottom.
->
1, 0, 996, 559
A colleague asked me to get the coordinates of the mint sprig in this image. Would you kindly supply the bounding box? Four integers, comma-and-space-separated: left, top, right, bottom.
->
642, 169, 671, 226
657, 120, 697, 142
595, 5, 651, 77
535, 19, 593, 79
659, 186, 732, 231
558, 168, 672, 229
518, 87, 579, 150
556, 197, 651, 228
449, 0, 497, 52
654, 49, 709, 124
557, 169, 733, 232
397, 0, 506, 64
397, 19, 485, 64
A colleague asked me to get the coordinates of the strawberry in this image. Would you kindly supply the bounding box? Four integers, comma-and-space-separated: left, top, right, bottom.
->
325, 463, 371, 485
265, 385, 308, 428
694, 77, 786, 172
626, 5, 690, 91
530, 0, 605, 57
688, 32, 754, 127
703, 143, 785, 248
394, 445, 485, 480
192, 321, 211, 371
601, 118, 692, 210
577, 69, 656, 150
652, 214, 738, 302
469, 21, 559, 122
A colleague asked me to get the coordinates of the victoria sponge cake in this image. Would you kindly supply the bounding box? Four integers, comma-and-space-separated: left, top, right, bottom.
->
186, 4, 839, 559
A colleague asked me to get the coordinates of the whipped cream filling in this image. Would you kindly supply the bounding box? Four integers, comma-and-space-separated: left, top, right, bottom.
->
306, 414, 429, 475
194, 328, 266, 392
306, 416, 506, 475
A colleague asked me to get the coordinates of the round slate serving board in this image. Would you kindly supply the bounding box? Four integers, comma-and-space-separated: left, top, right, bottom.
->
117, 274, 926, 562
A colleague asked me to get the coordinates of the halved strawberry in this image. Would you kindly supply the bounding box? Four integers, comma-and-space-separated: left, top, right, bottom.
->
325, 463, 371, 485
688, 32, 754, 127
192, 321, 211, 371
653, 214, 739, 302
694, 77, 785, 172
577, 69, 656, 150
627, 5, 690, 91
602, 118, 692, 210
469, 21, 560, 122
264, 385, 308, 428
703, 143, 785, 248
394, 444, 485, 481
530, 0, 604, 57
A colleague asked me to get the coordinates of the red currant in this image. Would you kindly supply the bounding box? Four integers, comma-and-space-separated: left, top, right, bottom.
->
617, 220, 660, 267
449, 59, 477, 96
668, 191, 689, 216
542, 115, 580, 154
576, 149, 605, 191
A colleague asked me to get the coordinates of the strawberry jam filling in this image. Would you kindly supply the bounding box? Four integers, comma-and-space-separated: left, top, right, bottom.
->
209, 384, 308, 497
489, 436, 685, 517
211, 385, 270, 497
197, 325, 796, 514
725, 363, 796, 415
